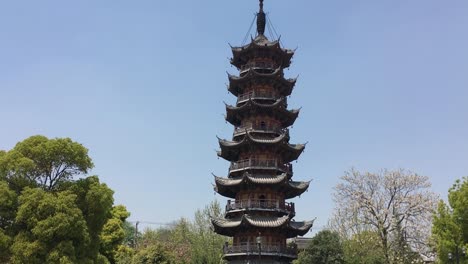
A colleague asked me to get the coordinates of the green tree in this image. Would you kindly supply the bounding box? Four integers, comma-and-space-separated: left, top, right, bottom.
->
115, 245, 135, 264
139, 219, 192, 263
122, 221, 138, 248
101, 205, 131, 263
139, 228, 162, 247
432, 177, 468, 263
0, 180, 17, 261
132, 243, 175, 264
133, 201, 227, 264
169, 218, 192, 263
70, 176, 115, 261
343, 231, 385, 264
0, 229, 11, 263
0, 136, 128, 264
189, 200, 226, 264
295, 230, 345, 264
449, 178, 468, 244
10, 188, 91, 264
0, 135, 93, 192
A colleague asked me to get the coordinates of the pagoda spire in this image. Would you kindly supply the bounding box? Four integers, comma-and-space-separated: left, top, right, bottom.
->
257, 0, 266, 36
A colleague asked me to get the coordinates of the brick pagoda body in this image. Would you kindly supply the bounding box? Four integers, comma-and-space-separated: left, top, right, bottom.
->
211, 1, 314, 263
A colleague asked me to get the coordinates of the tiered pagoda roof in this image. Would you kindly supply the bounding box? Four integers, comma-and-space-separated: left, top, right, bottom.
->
225, 98, 300, 127
213, 173, 310, 199
228, 68, 297, 97
212, 214, 314, 238
217, 132, 305, 163
230, 35, 295, 69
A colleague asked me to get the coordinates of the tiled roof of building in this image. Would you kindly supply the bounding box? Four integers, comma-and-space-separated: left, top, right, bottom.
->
217, 132, 305, 162
211, 214, 314, 238
227, 68, 296, 96
225, 98, 300, 127
213, 173, 310, 199
230, 36, 295, 69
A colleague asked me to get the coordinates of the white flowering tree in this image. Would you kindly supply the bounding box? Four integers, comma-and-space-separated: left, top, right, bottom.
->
329, 169, 437, 264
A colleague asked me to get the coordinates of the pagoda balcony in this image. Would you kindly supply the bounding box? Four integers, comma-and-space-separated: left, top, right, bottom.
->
237, 90, 285, 104
229, 159, 293, 175
223, 243, 297, 259
233, 124, 287, 137
226, 199, 295, 216
239, 61, 277, 74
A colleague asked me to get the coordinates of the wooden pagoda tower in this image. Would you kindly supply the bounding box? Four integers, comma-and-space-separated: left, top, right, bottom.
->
211, 1, 313, 263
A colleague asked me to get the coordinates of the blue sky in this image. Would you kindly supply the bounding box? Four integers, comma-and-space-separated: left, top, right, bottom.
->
1, 0, 467, 234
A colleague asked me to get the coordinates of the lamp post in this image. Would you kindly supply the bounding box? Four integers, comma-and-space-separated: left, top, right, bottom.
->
134, 221, 139, 249
256, 234, 262, 261
449, 246, 466, 264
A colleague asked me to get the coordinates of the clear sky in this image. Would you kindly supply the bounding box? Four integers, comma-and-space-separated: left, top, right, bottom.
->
1, 0, 467, 234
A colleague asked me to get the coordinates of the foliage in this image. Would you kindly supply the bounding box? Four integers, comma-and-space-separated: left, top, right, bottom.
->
343, 231, 385, 264
70, 176, 116, 261
0, 228, 12, 263
0, 180, 17, 261
10, 188, 90, 264
189, 201, 225, 264
0, 180, 17, 227
132, 243, 175, 264
432, 177, 468, 263
448, 177, 468, 244
122, 221, 137, 248
133, 200, 227, 264
295, 230, 345, 264
0, 135, 93, 191
0, 136, 128, 264
139, 228, 162, 246
115, 245, 135, 264
101, 206, 131, 263
330, 169, 437, 264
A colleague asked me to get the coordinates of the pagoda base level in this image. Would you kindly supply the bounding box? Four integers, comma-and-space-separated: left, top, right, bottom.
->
224, 252, 296, 264
226, 258, 293, 264
224, 253, 296, 260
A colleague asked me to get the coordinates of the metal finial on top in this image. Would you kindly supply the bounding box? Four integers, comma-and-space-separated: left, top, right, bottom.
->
257, 0, 266, 35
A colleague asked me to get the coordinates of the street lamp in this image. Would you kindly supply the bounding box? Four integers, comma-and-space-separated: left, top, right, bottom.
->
256, 234, 262, 260
449, 246, 466, 264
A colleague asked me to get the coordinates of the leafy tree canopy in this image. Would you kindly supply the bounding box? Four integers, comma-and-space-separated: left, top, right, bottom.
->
448, 177, 468, 243
189, 201, 225, 264
128, 200, 227, 264
132, 243, 175, 264
295, 230, 345, 264
0, 180, 17, 229
11, 188, 90, 264
101, 205, 131, 263
432, 177, 468, 263
343, 231, 385, 264
0, 135, 93, 192
69, 176, 124, 263
0, 136, 128, 264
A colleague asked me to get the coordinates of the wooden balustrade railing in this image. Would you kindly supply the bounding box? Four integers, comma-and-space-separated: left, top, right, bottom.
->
237, 90, 278, 103
226, 199, 295, 214
240, 61, 277, 73
233, 124, 285, 136
229, 159, 293, 174
223, 243, 297, 256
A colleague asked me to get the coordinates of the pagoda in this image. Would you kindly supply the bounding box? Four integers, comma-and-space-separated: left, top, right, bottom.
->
211, 1, 314, 263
